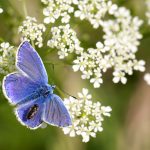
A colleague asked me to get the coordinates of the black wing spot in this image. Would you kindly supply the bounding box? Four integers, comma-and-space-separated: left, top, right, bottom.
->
26, 104, 39, 120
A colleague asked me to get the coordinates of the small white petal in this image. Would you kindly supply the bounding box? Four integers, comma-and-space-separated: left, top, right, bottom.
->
0, 8, 3, 14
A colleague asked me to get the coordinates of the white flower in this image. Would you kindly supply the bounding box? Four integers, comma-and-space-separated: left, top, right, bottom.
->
144, 73, 150, 85
18, 16, 46, 48
90, 75, 103, 88
0, 8, 3, 14
62, 88, 112, 142
63, 126, 76, 137
101, 106, 112, 117
61, 12, 70, 23
133, 60, 145, 72
1, 42, 10, 49
113, 70, 127, 84
81, 129, 96, 142
96, 42, 104, 50
78, 88, 92, 100
81, 70, 93, 79
73, 56, 88, 72
89, 121, 103, 132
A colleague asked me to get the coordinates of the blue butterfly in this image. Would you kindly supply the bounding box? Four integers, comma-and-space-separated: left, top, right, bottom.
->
2, 41, 72, 129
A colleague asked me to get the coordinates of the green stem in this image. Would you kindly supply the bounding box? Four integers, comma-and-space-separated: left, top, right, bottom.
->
44, 61, 72, 67
31, 40, 35, 49
23, 0, 28, 17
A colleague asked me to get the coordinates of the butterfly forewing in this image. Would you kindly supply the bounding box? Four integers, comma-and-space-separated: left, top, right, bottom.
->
16, 41, 48, 85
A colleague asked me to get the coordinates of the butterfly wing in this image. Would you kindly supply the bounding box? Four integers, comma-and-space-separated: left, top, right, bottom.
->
15, 97, 44, 129
3, 72, 39, 105
16, 41, 48, 85
43, 94, 72, 127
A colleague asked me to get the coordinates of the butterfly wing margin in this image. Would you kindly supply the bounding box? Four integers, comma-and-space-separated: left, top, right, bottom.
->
15, 97, 45, 129
16, 41, 48, 85
2, 72, 39, 105
43, 94, 72, 127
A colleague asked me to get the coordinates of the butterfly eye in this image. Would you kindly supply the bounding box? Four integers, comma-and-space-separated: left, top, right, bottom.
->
51, 85, 56, 89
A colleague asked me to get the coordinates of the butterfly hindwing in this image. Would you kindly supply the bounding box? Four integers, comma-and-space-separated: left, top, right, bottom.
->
3, 72, 39, 105
16, 41, 48, 85
15, 97, 44, 129
43, 94, 72, 127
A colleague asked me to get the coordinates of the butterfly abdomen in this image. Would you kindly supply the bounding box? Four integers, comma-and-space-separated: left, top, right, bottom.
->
26, 104, 39, 119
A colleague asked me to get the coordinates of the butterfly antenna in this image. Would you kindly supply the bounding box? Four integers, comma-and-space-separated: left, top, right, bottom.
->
55, 86, 77, 99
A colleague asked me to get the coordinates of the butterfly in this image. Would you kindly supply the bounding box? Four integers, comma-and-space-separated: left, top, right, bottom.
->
2, 41, 72, 129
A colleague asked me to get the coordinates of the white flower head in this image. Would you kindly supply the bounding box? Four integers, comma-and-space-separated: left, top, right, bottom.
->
18, 16, 46, 48
46, 1, 145, 88
62, 88, 112, 142
72, 5, 144, 87
48, 24, 83, 59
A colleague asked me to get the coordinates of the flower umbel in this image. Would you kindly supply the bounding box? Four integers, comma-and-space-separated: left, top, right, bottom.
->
47, 24, 83, 59
18, 16, 46, 48
62, 88, 112, 142
72, 7, 145, 87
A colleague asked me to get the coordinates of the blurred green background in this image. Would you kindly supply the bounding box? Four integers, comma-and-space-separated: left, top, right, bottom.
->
0, 0, 150, 150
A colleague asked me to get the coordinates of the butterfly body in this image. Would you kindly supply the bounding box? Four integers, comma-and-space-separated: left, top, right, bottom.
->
16, 84, 52, 105
3, 41, 72, 129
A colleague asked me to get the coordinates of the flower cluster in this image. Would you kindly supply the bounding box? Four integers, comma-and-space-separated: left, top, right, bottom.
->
144, 73, 150, 85
101, 7, 145, 84
74, 0, 118, 28
41, 0, 74, 24
73, 8, 145, 87
146, 0, 150, 25
47, 24, 83, 59
62, 88, 111, 142
0, 8, 3, 14
18, 16, 46, 48
0, 42, 16, 85
48, 4, 145, 87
